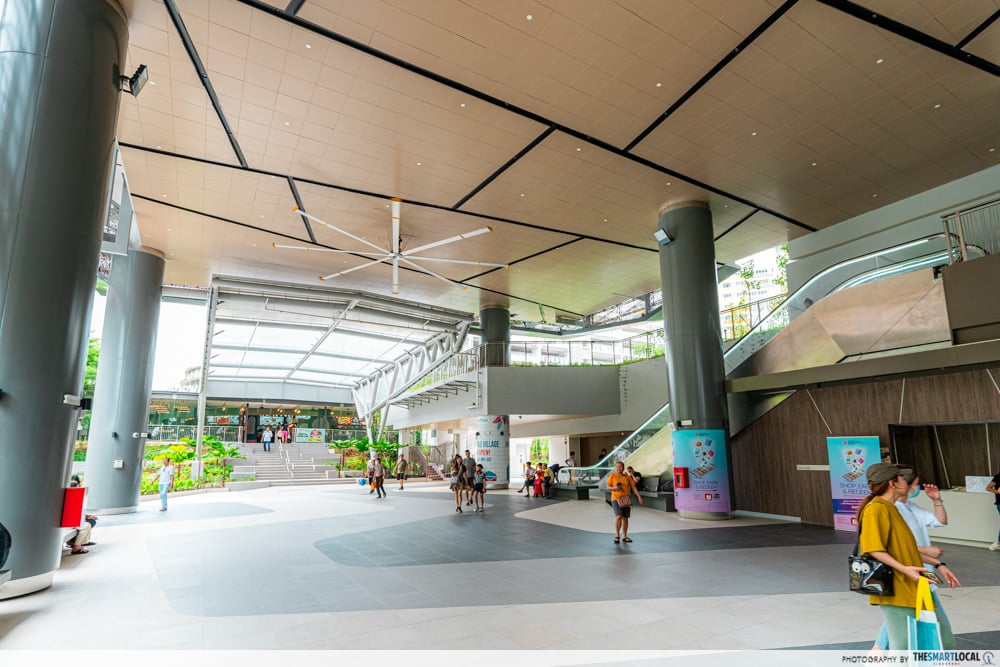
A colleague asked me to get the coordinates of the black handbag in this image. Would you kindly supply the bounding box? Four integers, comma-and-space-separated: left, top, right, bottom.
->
849, 522, 894, 596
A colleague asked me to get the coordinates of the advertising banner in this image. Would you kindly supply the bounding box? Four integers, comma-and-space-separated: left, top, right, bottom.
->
672, 429, 730, 513
826, 436, 882, 531
297, 428, 326, 443
475, 415, 510, 486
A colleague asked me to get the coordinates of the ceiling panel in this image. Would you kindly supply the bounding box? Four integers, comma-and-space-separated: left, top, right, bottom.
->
631, 1, 1000, 229
467, 240, 660, 316
854, 0, 999, 44
460, 130, 761, 248
117, 0, 239, 164
298, 0, 786, 148
179, 0, 546, 206
121, 147, 305, 238
965, 19, 1000, 63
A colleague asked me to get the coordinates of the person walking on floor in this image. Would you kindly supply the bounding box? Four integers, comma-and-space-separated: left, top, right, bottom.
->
261, 425, 273, 452
472, 464, 486, 512
394, 455, 409, 490
872, 464, 960, 651
857, 462, 943, 650
158, 457, 176, 512
449, 455, 466, 513
607, 460, 642, 544
367, 457, 376, 494
518, 461, 535, 497
373, 457, 387, 498
462, 449, 476, 506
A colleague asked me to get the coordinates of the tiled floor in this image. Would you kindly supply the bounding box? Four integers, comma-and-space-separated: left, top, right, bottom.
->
1, 482, 998, 652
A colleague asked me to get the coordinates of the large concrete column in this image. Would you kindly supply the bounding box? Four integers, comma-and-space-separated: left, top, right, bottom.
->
478, 305, 510, 487
479, 305, 510, 367
0, 0, 129, 598
657, 202, 731, 519
85, 249, 165, 514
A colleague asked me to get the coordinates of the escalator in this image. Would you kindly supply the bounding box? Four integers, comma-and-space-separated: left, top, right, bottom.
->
557, 232, 982, 489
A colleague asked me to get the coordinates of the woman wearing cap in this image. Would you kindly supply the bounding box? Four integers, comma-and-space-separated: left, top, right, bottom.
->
857, 462, 937, 650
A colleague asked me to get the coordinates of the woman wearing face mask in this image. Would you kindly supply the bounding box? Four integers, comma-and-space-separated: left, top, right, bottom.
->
870, 464, 961, 651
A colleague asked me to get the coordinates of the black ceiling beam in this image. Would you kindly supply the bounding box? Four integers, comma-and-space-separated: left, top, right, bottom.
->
956, 9, 999, 50
286, 177, 316, 243
119, 143, 656, 253
453, 127, 556, 210
285, 0, 306, 16
625, 0, 800, 152
231, 0, 815, 234
816, 0, 1000, 77
163, 0, 248, 168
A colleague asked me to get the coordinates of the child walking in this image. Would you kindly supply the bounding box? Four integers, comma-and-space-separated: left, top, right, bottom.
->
473, 464, 486, 512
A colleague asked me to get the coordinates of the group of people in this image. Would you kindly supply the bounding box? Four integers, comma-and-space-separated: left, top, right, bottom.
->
259, 423, 292, 452
366, 455, 410, 498
856, 462, 963, 650
449, 450, 487, 512
517, 461, 557, 498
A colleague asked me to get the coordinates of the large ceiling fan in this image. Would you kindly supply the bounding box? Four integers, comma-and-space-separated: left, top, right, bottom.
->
274, 199, 508, 294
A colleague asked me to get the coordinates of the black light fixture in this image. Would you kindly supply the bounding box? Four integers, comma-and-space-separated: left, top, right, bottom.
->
119, 64, 149, 97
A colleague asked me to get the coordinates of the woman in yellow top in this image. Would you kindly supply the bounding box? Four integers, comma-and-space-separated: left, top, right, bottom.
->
857, 462, 933, 650
607, 461, 642, 544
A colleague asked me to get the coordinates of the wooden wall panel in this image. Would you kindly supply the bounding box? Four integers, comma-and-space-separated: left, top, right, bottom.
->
731, 366, 1000, 525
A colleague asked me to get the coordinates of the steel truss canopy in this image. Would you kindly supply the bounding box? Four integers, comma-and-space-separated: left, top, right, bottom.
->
205, 277, 473, 399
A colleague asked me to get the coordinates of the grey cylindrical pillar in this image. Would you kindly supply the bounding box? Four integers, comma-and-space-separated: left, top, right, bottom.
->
479, 306, 510, 367
657, 202, 731, 519
0, 0, 129, 598
85, 249, 165, 514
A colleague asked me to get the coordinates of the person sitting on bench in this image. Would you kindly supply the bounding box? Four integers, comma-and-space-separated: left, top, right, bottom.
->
66, 475, 97, 554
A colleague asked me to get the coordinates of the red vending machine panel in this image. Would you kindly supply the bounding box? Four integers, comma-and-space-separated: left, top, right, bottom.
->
673, 467, 690, 489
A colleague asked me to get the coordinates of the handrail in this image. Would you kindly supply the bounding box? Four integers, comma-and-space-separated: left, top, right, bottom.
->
940, 196, 1000, 219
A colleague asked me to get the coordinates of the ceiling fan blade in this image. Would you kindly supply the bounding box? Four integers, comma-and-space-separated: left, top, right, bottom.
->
398, 256, 468, 291
273, 243, 379, 255
318, 257, 387, 281
391, 198, 400, 255
401, 226, 492, 256
404, 255, 508, 268
392, 256, 399, 294
293, 206, 387, 254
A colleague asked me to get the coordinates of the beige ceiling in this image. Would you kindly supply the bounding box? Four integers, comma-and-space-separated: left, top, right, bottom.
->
117, 0, 1000, 323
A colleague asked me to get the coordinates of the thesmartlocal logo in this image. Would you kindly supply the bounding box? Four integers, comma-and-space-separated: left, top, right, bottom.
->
910, 650, 995, 666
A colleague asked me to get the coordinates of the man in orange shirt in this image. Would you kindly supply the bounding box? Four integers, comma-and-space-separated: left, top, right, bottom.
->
607, 461, 642, 544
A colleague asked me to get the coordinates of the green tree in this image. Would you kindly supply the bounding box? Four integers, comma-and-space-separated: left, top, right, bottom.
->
773, 243, 789, 288
83, 337, 100, 398
737, 259, 762, 305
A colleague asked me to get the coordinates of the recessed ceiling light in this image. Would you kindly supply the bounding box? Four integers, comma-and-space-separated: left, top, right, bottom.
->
162, 194, 168, 198
666, 182, 672, 186
751, 131, 758, 136
875, 58, 884, 64
252, 243, 256, 247
260, 214, 265, 218
416, 162, 422, 166
526, 14, 533, 20
810, 162, 817, 166
460, 103, 466, 108
520, 193, 525, 197
149, 81, 156, 86
656, 82, 662, 88
284, 121, 290, 126
166, 228, 171, 231
169, 253, 175, 257
576, 147, 582, 152
933, 103, 941, 109
156, 145, 161, 149
990, 148, 996, 152
305, 43, 312, 49
603, 218, 608, 222
872, 194, 878, 198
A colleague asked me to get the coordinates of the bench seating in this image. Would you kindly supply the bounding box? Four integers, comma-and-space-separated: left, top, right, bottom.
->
549, 484, 597, 500
603, 476, 675, 511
